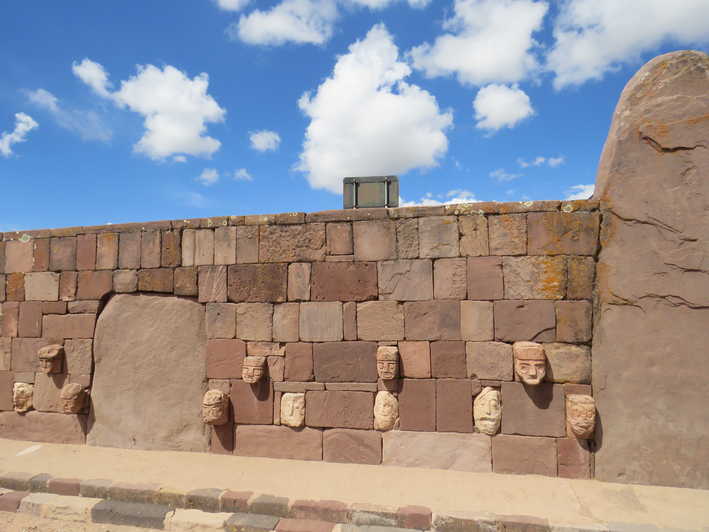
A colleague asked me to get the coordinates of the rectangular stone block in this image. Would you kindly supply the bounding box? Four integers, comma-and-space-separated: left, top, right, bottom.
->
207, 339, 245, 379
311, 262, 377, 302
460, 301, 493, 341
2, 302, 20, 337
18, 302, 42, 337
31, 239, 49, 272
398, 379, 435, 431
0, 371, 12, 409
566, 256, 594, 300
231, 380, 273, 424
492, 434, 557, 476
544, 343, 591, 384
287, 263, 310, 301
11, 337, 45, 372
299, 302, 342, 342
34, 372, 67, 412
459, 215, 489, 256
399, 341, 430, 378
353, 220, 396, 261
0, 338, 10, 370
236, 225, 259, 264
96, 233, 118, 270
326, 222, 353, 255
527, 212, 599, 255
436, 379, 473, 433
489, 214, 526, 255
0, 273, 4, 301
343, 301, 356, 340
42, 314, 95, 339
306, 390, 373, 429
182, 228, 196, 266
214, 226, 237, 265
356, 301, 404, 341
382, 432, 491, 472
0, 410, 86, 444
119, 232, 141, 269
113, 270, 137, 293
272, 303, 299, 342
557, 437, 591, 479
137, 268, 173, 293
59, 271, 77, 301
140, 231, 161, 268
64, 339, 92, 375
501, 382, 565, 437
50, 237, 77, 271
404, 301, 460, 341
23, 272, 59, 301
174, 267, 197, 296
396, 218, 419, 259
555, 300, 592, 343
494, 300, 555, 342
161, 230, 181, 267
199, 265, 227, 303
378, 260, 433, 301
5, 240, 33, 273
77, 270, 112, 300
68, 299, 99, 314
247, 341, 284, 357
259, 224, 326, 262
236, 303, 273, 341
76, 234, 97, 271
419, 216, 459, 258
267, 356, 284, 382
6, 272, 24, 301
195, 229, 214, 265
42, 301, 66, 314
503, 256, 566, 300
430, 341, 467, 378
285, 343, 313, 381
235, 425, 322, 460
206, 303, 236, 339
323, 428, 382, 464
313, 342, 377, 382
466, 341, 513, 380
227, 264, 287, 302
434, 258, 467, 299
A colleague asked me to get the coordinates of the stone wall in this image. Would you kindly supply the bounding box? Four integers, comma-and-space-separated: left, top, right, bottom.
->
0, 199, 599, 478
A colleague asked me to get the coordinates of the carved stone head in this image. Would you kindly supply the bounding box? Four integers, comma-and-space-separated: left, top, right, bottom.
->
473, 387, 502, 435
12, 383, 34, 413
280, 393, 305, 428
201, 389, 229, 425
38, 344, 64, 374
513, 341, 546, 386
242, 356, 266, 384
373, 391, 399, 431
566, 394, 596, 439
376, 346, 399, 381
59, 383, 86, 414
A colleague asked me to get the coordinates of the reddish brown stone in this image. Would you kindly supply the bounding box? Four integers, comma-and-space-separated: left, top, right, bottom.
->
353, 220, 396, 261
11, 338, 45, 371
396, 218, 419, 259
563, 383, 592, 396
287, 263, 310, 301
42, 301, 67, 314
113, 270, 137, 293
285, 343, 313, 381
25, 272, 59, 301
419, 216, 459, 258
32, 239, 50, 271
2, 302, 20, 337
0, 274, 4, 302
220, 490, 253, 512
137, 268, 173, 293
501, 382, 565, 437
398, 379, 436, 431
214, 226, 236, 265
494, 300, 555, 342
227, 264, 287, 302
555, 301, 592, 343
267, 356, 284, 382
18, 302, 42, 337
378, 260, 432, 301
42, 314, 95, 339
488, 214, 526, 255
434, 258, 467, 299
275, 518, 334, 532
299, 302, 342, 342
492, 434, 557, 476
236, 303, 273, 341
236, 225, 259, 264
0, 491, 30, 512
199, 265, 227, 303
503, 256, 566, 300
459, 215, 489, 256
161, 230, 182, 267
436, 379, 473, 433
313, 342, 377, 382
311, 262, 377, 302
399, 341, 430, 378
259, 224, 326, 262
404, 301, 460, 341
398, 506, 432, 530
326, 223, 353, 255
119, 232, 141, 269
174, 267, 198, 296
306, 390, 373, 429
566, 256, 594, 300
207, 338, 245, 379
195, 229, 215, 266
466, 341, 513, 380
4, 240, 33, 273
6, 273, 24, 301
231, 380, 273, 424
64, 338, 92, 375
323, 428, 381, 464
460, 301, 493, 341
141, 231, 161, 268
273, 303, 299, 342
0, 410, 86, 444
557, 437, 591, 479
430, 341, 467, 378
50, 237, 77, 272
96, 233, 118, 270
467, 257, 503, 300
235, 425, 322, 461
77, 270, 112, 300
0, 371, 12, 410
527, 212, 599, 256
289, 499, 350, 524
59, 271, 77, 301
210, 421, 234, 454
343, 301, 356, 340
206, 303, 236, 339
356, 301, 404, 341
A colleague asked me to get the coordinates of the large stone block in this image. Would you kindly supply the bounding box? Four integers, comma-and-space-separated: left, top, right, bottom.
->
460, 301, 493, 341
195, 229, 214, 266
544, 343, 591, 384
2, 302, 20, 337
50, 237, 76, 271
501, 382, 565, 437
6, 272, 24, 301
299, 302, 342, 342
4, 240, 33, 273
227, 264, 287, 302
404, 301, 460, 340
557, 437, 591, 479
10, 337, 45, 372
206, 303, 236, 339
378, 260, 433, 301
555, 301, 592, 343
399, 341, 430, 378
430, 341, 466, 378
287, 263, 310, 301
198, 265, 227, 303
88, 294, 209, 451
503, 257, 566, 300
64, 339, 93, 375
323, 429, 382, 464
24, 272, 59, 301
467, 257, 503, 300
494, 300, 555, 342
140, 231, 161, 268
382, 432, 491, 472
488, 214, 526, 255
285, 343, 313, 381
419, 217, 459, 258
466, 341, 513, 381
231, 380, 273, 424
527, 212, 599, 256
174, 267, 197, 296
311, 262, 377, 302
236, 303, 273, 341
33, 372, 67, 412
566, 256, 594, 300
118, 232, 141, 269
357, 301, 404, 341
273, 303, 299, 342
235, 425, 322, 461
96, 233, 118, 270
398, 379, 435, 431
459, 215, 489, 256
43, 314, 96, 339
436, 379, 473, 433
353, 220, 396, 261
161, 230, 181, 267
313, 342, 377, 382
76, 234, 97, 270
326, 223, 353, 255
18, 301, 42, 337
259, 224, 326, 262
305, 390, 373, 429
214, 226, 236, 265
434, 258, 467, 299
492, 435, 556, 476
396, 218, 419, 258
206, 338, 245, 379
77, 271, 113, 300
0, 411, 86, 444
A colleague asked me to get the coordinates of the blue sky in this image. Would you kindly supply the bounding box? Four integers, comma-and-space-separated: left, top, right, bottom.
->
1, 0, 708, 231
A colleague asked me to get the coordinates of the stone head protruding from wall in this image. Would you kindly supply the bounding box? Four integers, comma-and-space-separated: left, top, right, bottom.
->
13, 383, 34, 413
201, 389, 229, 425
513, 341, 546, 386
38, 344, 64, 374
280, 393, 305, 428
473, 387, 502, 436
242, 356, 266, 384
376, 346, 399, 381
566, 394, 596, 439
374, 390, 399, 431
59, 383, 87, 414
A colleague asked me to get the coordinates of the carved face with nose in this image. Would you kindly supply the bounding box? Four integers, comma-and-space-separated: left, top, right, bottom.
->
280, 393, 305, 428
473, 387, 502, 435
513, 341, 546, 386
201, 389, 229, 425
38, 344, 64, 374
567, 394, 596, 439
242, 356, 266, 384
376, 346, 399, 381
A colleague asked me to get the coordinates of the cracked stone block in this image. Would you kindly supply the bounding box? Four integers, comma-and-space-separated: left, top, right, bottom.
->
528, 212, 599, 256
378, 260, 433, 301
494, 300, 555, 342
459, 215, 489, 256
503, 256, 566, 300
260, 224, 326, 262
489, 214, 526, 255
419, 216, 459, 258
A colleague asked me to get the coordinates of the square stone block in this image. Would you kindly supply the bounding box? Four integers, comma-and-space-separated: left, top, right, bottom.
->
544, 343, 591, 384
259, 224, 326, 263
434, 258, 467, 299
353, 220, 396, 261
398, 379, 435, 431
50, 237, 76, 271
466, 341, 513, 380
236, 303, 273, 341
34, 372, 67, 412
357, 301, 404, 341
489, 214, 526, 255
378, 260, 433, 301
323, 429, 382, 465
494, 300, 555, 342
430, 341, 466, 378
396, 219, 419, 258
419, 217, 459, 258
459, 215, 489, 256
174, 267, 197, 296
273, 303, 299, 342
305, 390, 373, 429
78, 271, 113, 300
206, 303, 236, 339
4, 241, 33, 273
235, 425, 322, 461
285, 343, 313, 381
64, 339, 92, 375
227, 264, 287, 302
555, 301, 592, 342
313, 342, 377, 382
436, 379, 473, 433
311, 262, 377, 302
557, 437, 591, 479
383, 432, 491, 472
492, 434, 557, 476
399, 341, 430, 378
501, 382, 565, 437
404, 301, 460, 341
231, 380, 273, 424
0, 410, 87, 444
11, 337, 46, 372
114, 270, 138, 293
299, 302, 342, 342
287, 263, 311, 301
460, 301, 493, 341
198, 266, 227, 303
503, 257, 566, 300
137, 269, 173, 293
326, 223, 353, 255
207, 339, 245, 379
24, 272, 59, 301
527, 212, 599, 256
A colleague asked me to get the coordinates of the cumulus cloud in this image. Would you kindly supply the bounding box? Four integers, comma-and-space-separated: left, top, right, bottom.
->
517, 155, 565, 168
297, 24, 452, 193
473, 84, 533, 131
214, 0, 250, 11
74, 60, 225, 160
409, 0, 548, 86
490, 168, 522, 182
400, 189, 479, 206
565, 183, 594, 200
345, 0, 431, 8
250, 130, 281, 151
234, 168, 254, 181
197, 168, 220, 186
0, 112, 38, 158
548, 0, 709, 89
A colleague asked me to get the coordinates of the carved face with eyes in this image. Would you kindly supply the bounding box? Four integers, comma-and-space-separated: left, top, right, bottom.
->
13, 383, 34, 413
373, 391, 399, 431
242, 356, 266, 384
513, 341, 546, 386
567, 394, 596, 439
201, 389, 229, 425
280, 393, 305, 428
473, 387, 501, 435
38, 344, 64, 374
376, 346, 399, 381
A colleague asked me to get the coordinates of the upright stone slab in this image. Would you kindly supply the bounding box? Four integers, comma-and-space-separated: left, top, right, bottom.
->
593, 51, 709, 489
88, 294, 209, 451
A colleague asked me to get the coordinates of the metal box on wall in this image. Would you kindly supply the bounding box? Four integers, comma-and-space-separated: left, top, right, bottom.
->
343, 176, 399, 209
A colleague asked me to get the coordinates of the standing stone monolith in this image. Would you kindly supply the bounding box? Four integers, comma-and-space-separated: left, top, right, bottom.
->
593, 50, 709, 489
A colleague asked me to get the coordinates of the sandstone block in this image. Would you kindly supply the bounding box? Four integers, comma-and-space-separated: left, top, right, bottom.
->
236, 225, 258, 263
311, 262, 377, 302
0, 274, 4, 301
466, 341, 513, 380
119, 232, 141, 269
214, 226, 236, 265
227, 264, 287, 302
273, 303, 299, 342
247, 341, 284, 357
0, 371, 12, 409
306, 390, 373, 429
113, 270, 137, 293
59, 271, 77, 301
11, 337, 45, 372
404, 301, 460, 340
236, 303, 273, 341
140, 231, 161, 268
195, 229, 214, 265
24, 272, 59, 301
313, 342, 377, 382
96, 233, 118, 270
198, 265, 227, 303
460, 301, 493, 341
137, 268, 173, 293
396, 218, 419, 258
436, 379, 473, 433
492, 434, 556, 476
383, 432, 491, 472
494, 300, 555, 342
0, 410, 86, 444
326, 223, 353, 255
32, 239, 49, 271
206, 303, 236, 339
489, 214, 526, 255
235, 425, 322, 461
42, 301, 66, 314
287, 263, 310, 301
174, 267, 197, 296
49, 237, 76, 271
378, 260, 433, 301
434, 258, 467, 299
268, 356, 284, 382
33, 372, 67, 412
182, 228, 196, 266
501, 382, 565, 437
4, 240, 33, 273
64, 339, 92, 375
503, 257, 566, 300
430, 341, 467, 378
285, 343, 313, 381
557, 437, 591, 479
299, 302, 342, 342
419, 216, 459, 258
0, 338, 10, 370
161, 230, 181, 267
343, 301, 356, 340
18, 302, 42, 337
527, 212, 599, 256
555, 301, 592, 343
77, 270, 113, 300
353, 220, 396, 261
544, 343, 591, 384
231, 380, 273, 424
357, 301, 404, 341
207, 339, 245, 379
323, 428, 382, 464
459, 215, 489, 256
398, 379, 435, 431
6, 272, 24, 301
43, 314, 95, 339
566, 256, 594, 300
399, 341, 430, 378
2, 302, 20, 337
259, 224, 326, 262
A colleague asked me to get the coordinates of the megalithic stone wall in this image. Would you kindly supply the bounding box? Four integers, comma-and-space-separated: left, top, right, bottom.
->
592, 50, 709, 489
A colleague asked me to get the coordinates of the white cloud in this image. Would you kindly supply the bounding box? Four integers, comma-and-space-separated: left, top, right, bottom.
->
345, 0, 431, 8
548, 0, 709, 89
234, 168, 253, 181
74, 61, 226, 160
197, 168, 220, 186
72, 59, 112, 98
548, 156, 565, 167
400, 189, 479, 206
565, 183, 594, 200
0, 112, 38, 158
409, 0, 548, 86
490, 168, 522, 182
173, 155, 187, 163
297, 24, 452, 193
406, 0, 431, 7
517, 155, 565, 168
214, 0, 250, 11
232, 0, 339, 45
249, 130, 281, 151
473, 84, 533, 131
26, 88, 112, 142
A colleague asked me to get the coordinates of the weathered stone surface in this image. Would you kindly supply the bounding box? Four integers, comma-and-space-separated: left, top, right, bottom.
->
214, 226, 236, 265
77, 270, 113, 300
473, 387, 501, 436
59, 271, 77, 301
398, 341, 430, 378
272, 303, 299, 342
24, 272, 59, 301
198, 265, 227, 303
396, 219, 419, 258
434, 258, 467, 299
503, 257, 566, 300
96, 233, 118, 270
287, 263, 310, 301
382, 432, 491, 472
353, 220, 396, 261
260, 224, 326, 262
10, 337, 45, 372
460, 301, 493, 341
0, 371, 12, 409
467, 257, 503, 300
326, 223, 353, 255
113, 270, 137, 293
231, 380, 273, 424
404, 301, 460, 340
285, 343, 313, 381
88, 294, 208, 451
459, 215, 489, 256
227, 264, 287, 302
280, 392, 305, 427
566, 256, 594, 300
323, 428, 382, 464
592, 52, 709, 488
430, 341, 467, 378
50, 237, 76, 271
235, 425, 322, 460
182, 229, 196, 266
33, 372, 67, 412
77, 235, 98, 271
557, 437, 591, 479
555, 301, 592, 343
313, 342, 377, 382
174, 267, 197, 296
161, 230, 181, 267
30, 238, 48, 272
436, 379, 473, 433
419, 217, 459, 258
64, 339, 92, 375
2, 302, 20, 337
118, 232, 141, 269
494, 300, 555, 342
466, 341, 513, 381
488, 214, 526, 255
306, 390, 373, 429
207, 338, 245, 379
18, 302, 42, 337
311, 262, 377, 302
0, 338, 11, 370
357, 301, 404, 341
0, 411, 86, 444
544, 343, 591, 384
299, 302, 342, 342
5, 240, 33, 273
43, 314, 95, 339
236, 303, 273, 341
195, 229, 214, 266
6, 272, 24, 301
492, 435, 556, 476
501, 382, 565, 437
528, 212, 599, 256
342, 301, 356, 340
398, 379, 435, 431
378, 260, 433, 301
140, 231, 161, 268
206, 303, 236, 339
